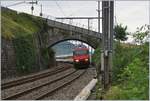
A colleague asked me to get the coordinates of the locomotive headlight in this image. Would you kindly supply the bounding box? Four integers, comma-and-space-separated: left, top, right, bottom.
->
85, 59, 88, 61
75, 59, 79, 62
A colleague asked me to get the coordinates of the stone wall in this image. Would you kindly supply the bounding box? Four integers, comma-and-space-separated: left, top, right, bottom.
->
1, 38, 17, 79
1, 35, 56, 79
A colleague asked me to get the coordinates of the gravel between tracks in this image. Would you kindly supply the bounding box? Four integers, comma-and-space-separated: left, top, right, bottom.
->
43, 67, 96, 100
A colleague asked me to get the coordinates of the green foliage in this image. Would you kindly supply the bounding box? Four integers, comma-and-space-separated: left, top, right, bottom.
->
13, 35, 36, 73
104, 86, 125, 99
104, 43, 149, 100
114, 24, 129, 41
105, 57, 149, 100
2, 7, 51, 73
95, 80, 103, 99
48, 48, 55, 58
93, 23, 149, 100
93, 41, 148, 100
120, 58, 148, 98
112, 42, 141, 83
92, 43, 140, 83
1, 7, 44, 40
48, 48, 56, 66
41, 47, 55, 67
92, 47, 101, 65
133, 24, 149, 44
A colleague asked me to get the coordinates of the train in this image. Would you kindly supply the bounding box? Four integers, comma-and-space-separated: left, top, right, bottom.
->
73, 47, 90, 69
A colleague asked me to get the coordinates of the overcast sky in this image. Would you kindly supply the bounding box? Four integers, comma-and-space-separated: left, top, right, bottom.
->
1, 0, 150, 42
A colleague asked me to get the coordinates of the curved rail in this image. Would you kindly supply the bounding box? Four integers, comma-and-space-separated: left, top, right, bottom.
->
2, 66, 70, 90
36, 70, 85, 100
2, 69, 77, 100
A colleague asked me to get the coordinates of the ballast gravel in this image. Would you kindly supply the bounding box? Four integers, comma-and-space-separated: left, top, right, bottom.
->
43, 67, 96, 100
2, 66, 74, 99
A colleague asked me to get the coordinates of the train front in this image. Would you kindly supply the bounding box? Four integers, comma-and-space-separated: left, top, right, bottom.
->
73, 47, 90, 69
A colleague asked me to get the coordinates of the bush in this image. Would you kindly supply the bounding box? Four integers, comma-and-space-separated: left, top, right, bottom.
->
105, 58, 149, 100
112, 42, 141, 83
104, 43, 149, 100
13, 35, 36, 73
92, 47, 101, 66
93, 42, 149, 100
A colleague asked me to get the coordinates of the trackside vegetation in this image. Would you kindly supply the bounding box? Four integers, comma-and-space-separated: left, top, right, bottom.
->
1, 7, 54, 73
92, 24, 149, 100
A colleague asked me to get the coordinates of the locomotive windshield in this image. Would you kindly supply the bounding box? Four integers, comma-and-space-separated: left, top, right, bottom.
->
73, 50, 89, 55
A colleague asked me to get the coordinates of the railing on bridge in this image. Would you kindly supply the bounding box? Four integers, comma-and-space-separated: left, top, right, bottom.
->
42, 13, 101, 39
42, 13, 98, 32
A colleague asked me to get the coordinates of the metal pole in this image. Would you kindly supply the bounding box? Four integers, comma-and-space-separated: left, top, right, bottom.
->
40, 4, 43, 16
90, 46, 92, 65
97, 0, 101, 87
101, 1, 114, 90
88, 19, 90, 30
109, 1, 114, 87
31, 0, 33, 15
88, 18, 90, 35
101, 1, 106, 90
98, 1, 100, 35
56, 17, 101, 19
30, 0, 38, 15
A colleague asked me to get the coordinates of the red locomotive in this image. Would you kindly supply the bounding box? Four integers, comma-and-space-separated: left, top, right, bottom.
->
73, 47, 90, 69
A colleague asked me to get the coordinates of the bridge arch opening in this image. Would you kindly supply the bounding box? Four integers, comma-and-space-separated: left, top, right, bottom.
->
48, 39, 95, 64
48, 38, 96, 49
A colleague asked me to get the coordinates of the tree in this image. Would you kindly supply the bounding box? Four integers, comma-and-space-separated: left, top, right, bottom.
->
133, 24, 149, 44
114, 24, 129, 41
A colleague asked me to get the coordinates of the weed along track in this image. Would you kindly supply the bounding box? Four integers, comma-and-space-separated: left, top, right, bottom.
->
2, 64, 85, 100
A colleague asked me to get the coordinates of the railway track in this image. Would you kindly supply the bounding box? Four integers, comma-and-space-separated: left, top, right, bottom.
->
35, 70, 85, 100
2, 63, 85, 100
2, 65, 70, 90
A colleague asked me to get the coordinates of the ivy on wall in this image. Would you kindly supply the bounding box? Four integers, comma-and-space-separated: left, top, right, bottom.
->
13, 35, 36, 73
13, 20, 55, 73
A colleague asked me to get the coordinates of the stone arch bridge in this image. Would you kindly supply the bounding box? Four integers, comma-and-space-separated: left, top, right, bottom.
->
39, 19, 102, 49
1, 18, 102, 79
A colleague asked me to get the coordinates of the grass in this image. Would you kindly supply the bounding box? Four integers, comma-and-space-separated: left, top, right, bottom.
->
1, 7, 44, 39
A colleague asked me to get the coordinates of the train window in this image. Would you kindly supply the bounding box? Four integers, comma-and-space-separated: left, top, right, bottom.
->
74, 50, 88, 55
